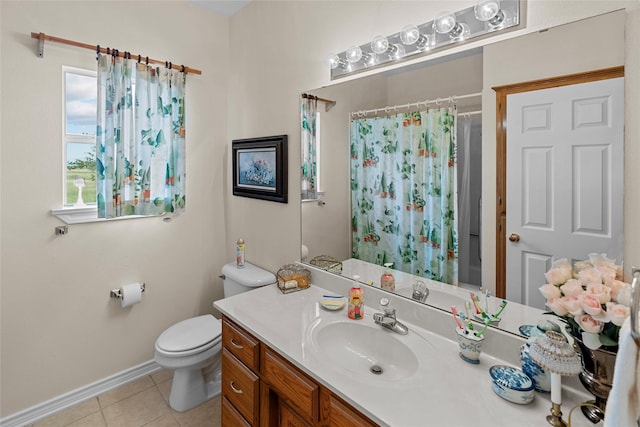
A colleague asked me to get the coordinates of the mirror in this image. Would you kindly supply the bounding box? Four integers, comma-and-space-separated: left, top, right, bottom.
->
300, 11, 626, 337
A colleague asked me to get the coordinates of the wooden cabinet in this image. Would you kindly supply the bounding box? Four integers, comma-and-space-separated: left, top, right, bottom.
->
221, 316, 374, 427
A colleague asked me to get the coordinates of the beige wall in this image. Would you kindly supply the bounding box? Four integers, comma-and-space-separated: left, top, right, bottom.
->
0, 1, 228, 416
2, 0, 639, 420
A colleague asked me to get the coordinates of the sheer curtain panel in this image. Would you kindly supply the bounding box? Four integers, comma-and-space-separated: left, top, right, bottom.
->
96, 53, 186, 218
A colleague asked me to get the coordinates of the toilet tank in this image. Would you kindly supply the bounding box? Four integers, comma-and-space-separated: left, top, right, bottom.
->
221, 261, 276, 297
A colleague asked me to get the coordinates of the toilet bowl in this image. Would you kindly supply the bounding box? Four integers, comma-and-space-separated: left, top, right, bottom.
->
154, 261, 275, 412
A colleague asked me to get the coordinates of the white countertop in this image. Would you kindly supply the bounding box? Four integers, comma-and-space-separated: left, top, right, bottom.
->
214, 283, 596, 427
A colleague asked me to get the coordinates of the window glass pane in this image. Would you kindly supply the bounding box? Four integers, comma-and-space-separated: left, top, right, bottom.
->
65, 72, 96, 136
66, 142, 96, 206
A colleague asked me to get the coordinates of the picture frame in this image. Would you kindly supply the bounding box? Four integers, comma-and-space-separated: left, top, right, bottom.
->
232, 135, 288, 203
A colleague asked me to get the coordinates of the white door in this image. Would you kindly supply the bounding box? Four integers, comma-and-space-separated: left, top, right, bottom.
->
506, 77, 624, 309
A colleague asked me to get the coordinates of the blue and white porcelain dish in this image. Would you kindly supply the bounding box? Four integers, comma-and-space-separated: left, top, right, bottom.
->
489, 365, 535, 404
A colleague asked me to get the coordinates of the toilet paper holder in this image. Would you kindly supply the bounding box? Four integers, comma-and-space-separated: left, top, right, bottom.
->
110, 283, 145, 299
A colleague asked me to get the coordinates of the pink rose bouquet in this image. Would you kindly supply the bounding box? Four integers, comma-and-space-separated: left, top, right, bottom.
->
539, 254, 632, 350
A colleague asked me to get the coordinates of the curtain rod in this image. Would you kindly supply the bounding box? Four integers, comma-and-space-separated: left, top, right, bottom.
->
301, 93, 336, 112
30, 32, 202, 75
351, 91, 482, 118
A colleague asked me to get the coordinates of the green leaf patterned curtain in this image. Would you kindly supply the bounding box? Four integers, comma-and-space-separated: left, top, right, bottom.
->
301, 97, 318, 200
350, 107, 458, 285
96, 54, 186, 218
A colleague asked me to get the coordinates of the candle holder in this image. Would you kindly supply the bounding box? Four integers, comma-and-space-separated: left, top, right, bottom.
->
529, 331, 582, 427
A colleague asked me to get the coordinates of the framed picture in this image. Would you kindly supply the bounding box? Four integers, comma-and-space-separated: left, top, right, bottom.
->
232, 135, 288, 203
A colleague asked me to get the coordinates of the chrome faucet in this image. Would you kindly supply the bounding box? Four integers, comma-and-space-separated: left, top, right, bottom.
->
373, 298, 409, 335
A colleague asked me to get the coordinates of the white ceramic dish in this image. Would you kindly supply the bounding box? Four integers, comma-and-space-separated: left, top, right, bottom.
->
489, 365, 535, 405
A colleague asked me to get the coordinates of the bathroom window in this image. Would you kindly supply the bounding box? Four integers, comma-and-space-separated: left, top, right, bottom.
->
63, 67, 97, 207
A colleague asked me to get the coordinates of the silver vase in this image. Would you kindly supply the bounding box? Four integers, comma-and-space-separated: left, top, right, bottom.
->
574, 337, 618, 423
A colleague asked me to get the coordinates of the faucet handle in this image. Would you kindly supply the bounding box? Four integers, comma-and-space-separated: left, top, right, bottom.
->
379, 297, 395, 315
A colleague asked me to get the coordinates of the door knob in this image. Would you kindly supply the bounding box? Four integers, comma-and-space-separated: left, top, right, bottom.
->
508, 233, 520, 243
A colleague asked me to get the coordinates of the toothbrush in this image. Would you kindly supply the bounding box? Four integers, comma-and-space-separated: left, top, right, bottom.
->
470, 292, 487, 318
450, 306, 464, 330
464, 301, 472, 320
460, 312, 474, 331
475, 318, 492, 338
492, 300, 508, 319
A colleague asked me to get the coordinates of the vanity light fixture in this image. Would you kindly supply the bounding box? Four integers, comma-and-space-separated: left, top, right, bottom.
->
328, 0, 521, 79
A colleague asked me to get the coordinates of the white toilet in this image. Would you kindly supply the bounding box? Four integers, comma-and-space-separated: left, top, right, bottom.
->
154, 261, 275, 412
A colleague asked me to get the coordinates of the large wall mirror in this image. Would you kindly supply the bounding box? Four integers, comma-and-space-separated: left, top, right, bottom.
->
300, 11, 626, 337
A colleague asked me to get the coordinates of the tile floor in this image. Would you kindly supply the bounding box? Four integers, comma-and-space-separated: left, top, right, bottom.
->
29, 370, 221, 427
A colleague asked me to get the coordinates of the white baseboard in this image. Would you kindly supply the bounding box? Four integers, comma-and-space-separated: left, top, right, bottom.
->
0, 360, 161, 427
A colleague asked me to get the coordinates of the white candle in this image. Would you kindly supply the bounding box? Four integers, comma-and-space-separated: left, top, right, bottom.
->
550, 372, 562, 405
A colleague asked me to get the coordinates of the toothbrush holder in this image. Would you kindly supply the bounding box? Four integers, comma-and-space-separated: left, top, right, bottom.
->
456, 328, 484, 364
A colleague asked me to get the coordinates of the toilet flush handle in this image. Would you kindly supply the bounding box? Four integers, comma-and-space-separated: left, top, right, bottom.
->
219, 274, 225, 279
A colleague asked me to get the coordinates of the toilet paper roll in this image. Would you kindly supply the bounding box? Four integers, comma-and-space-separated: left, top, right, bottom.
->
121, 283, 143, 308
301, 244, 309, 260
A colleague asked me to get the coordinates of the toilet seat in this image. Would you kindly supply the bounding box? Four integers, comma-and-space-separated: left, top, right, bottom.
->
156, 315, 222, 357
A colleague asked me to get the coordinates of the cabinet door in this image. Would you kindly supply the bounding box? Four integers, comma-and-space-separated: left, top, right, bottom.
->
222, 348, 260, 426
320, 389, 376, 427
280, 402, 312, 427
222, 397, 252, 427
261, 347, 319, 422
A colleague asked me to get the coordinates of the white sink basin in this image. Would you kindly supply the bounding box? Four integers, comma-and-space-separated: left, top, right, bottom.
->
308, 320, 419, 381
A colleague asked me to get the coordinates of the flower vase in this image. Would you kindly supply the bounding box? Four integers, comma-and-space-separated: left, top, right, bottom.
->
573, 336, 618, 423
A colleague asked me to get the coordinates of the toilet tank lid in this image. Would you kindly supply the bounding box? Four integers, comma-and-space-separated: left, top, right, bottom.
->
222, 261, 276, 287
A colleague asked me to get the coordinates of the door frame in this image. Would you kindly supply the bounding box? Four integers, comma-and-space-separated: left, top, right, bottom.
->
492, 66, 624, 299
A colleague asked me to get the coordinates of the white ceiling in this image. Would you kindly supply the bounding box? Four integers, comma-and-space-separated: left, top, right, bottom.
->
190, 0, 252, 17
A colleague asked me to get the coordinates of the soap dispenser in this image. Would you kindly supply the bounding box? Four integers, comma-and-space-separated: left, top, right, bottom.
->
348, 275, 364, 320
380, 263, 395, 292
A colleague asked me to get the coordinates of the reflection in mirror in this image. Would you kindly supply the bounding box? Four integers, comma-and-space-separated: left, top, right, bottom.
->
300, 11, 626, 337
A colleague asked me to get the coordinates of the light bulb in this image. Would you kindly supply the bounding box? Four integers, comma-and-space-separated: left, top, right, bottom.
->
434, 12, 457, 34
371, 35, 389, 55
400, 25, 421, 45
328, 53, 340, 70
474, 0, 500, 21
346, 45, 363, 64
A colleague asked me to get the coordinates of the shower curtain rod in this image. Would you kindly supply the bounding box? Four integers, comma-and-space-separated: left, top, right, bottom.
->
301, 93, 337, 112
351, 91, 482, 118
30, 32, 202, 75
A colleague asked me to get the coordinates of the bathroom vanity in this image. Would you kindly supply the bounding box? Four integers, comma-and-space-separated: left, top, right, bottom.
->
214, 268, 595, 426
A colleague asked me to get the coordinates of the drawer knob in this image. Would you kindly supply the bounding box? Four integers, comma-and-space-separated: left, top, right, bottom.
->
230, 381, 244, 394
230, 338, 244, 349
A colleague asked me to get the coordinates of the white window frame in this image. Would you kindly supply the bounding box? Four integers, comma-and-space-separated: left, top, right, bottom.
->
52, 66, 99, 223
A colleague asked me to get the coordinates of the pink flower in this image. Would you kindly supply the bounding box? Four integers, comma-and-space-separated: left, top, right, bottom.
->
585, 283, 611, 304
546, 297, 568, 316
560, 296, 584, 317
605, 279, 630, 302
539, 284, 561, 300
581, 294, 603, 316
597, 266, 617, 283
574, 260, 593, 272
560, 279, 584, 297
545, 264, 573, 285
605, 303, 630, 327
575, 314, 604, 334
578, 268, 602, 284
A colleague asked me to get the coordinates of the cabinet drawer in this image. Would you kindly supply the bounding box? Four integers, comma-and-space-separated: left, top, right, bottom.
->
261, 346, 319, 422
222, 348, 259, 426
223, 317, 259, 371
222, 397, 252, 427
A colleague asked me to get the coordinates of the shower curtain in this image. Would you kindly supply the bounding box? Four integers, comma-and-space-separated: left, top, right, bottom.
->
301, 96, 318, 200
350, 107, 458, 285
